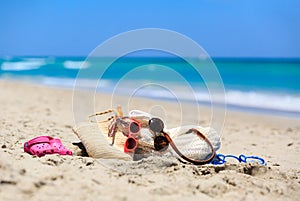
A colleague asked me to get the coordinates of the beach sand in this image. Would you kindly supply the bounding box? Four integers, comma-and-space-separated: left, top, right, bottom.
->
0, 80, 299, 201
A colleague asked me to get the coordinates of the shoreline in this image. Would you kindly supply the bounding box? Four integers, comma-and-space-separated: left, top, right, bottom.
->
0, 79, 299, 200
1, 76, 300, 119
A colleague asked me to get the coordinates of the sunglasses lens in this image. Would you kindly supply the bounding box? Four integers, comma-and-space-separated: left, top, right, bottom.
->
124, 137, 138, 152
149, 118, 164, 133
129, 121, 140, 133
154, 136, 169, 151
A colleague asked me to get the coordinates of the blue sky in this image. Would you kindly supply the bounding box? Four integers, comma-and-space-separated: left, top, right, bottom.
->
0, 0, 299, 58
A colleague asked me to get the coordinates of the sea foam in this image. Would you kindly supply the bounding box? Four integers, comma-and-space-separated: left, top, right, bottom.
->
63, 61, 90, 69
224, 90, 300, 113
1, 60, 46, 71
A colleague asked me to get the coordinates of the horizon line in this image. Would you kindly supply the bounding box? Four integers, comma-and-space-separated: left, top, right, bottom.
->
1, 55, 300, 61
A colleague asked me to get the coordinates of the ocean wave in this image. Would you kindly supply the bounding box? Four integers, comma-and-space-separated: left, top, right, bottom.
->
88, 80, 300, 114
93, 81, 300, 114
224, 90, 300, 113
1, 60, 46, 71
2, 74, 299, 115
63, 61, 90, 69
138, 89, 300, 113
36, 77, 113, 90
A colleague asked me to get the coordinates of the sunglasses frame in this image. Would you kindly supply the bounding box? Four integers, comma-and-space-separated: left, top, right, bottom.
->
122, 119, 142, 153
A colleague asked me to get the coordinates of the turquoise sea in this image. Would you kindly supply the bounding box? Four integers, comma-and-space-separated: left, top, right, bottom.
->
0, 56, 299, 117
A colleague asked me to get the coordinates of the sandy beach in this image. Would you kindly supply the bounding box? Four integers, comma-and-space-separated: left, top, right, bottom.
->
0, 79, 299, 201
